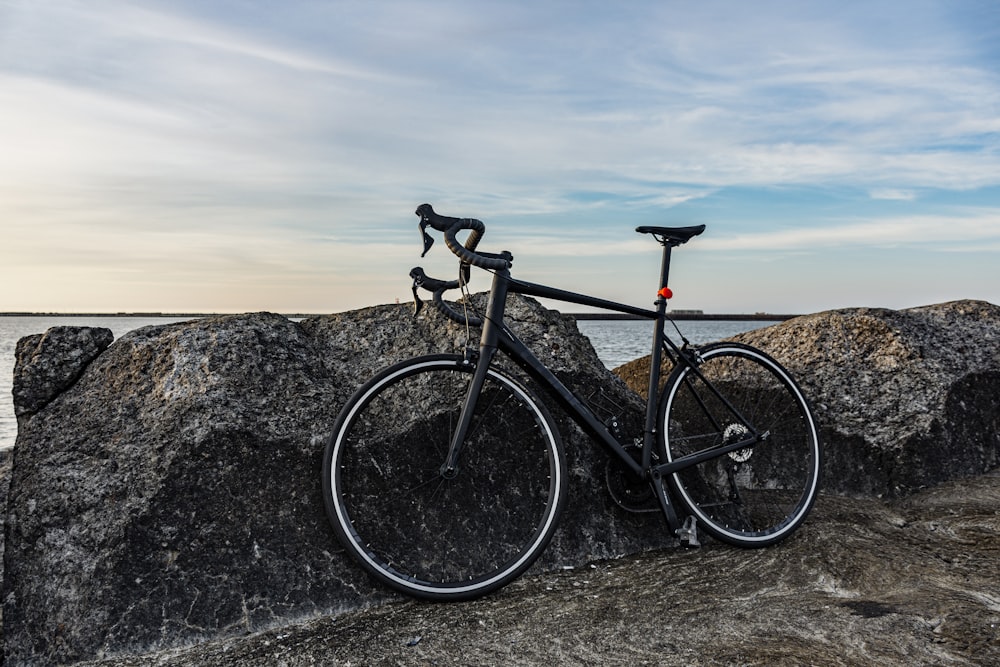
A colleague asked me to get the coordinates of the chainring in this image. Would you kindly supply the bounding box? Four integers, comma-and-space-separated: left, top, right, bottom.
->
605, 444, 659, 513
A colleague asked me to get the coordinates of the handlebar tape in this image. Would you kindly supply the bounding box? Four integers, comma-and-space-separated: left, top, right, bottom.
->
415, 203, 512, 270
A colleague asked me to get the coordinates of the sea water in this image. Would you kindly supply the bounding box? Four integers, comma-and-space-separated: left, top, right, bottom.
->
575, 319, 781, 369
0, 316, 779, 450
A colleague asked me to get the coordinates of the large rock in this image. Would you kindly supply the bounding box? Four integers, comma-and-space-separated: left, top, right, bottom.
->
737, 300, 1000, 497
12, 327, 113, 423
616, 299, 1000, 498
2, 297, 666, 666
4, 298, 998, 665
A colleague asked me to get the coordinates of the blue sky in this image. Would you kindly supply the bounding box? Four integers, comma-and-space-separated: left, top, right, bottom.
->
1, 0, 998, 314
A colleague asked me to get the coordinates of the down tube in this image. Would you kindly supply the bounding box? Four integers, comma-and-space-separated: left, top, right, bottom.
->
495, 326, 644, 479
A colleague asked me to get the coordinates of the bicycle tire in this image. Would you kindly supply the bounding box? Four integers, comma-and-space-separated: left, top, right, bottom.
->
323, 354, 566, 600
659, 342, 821, 547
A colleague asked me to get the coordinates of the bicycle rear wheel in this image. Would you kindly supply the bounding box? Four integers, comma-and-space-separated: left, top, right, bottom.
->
659, 342, 821, 547
323, 354, 566, 600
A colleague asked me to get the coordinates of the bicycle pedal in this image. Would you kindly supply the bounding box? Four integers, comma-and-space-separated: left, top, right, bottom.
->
676, 516, 701, 548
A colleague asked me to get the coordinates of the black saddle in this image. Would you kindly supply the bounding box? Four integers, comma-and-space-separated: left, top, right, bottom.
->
635, 224, 706, 246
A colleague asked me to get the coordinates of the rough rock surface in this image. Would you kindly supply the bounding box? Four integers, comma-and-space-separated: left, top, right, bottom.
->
616, 300, 1000, 498
3, 298, 999, 665
2, 298, 664, 666
12, 327, 113, 423
0, 450, 9, 589
77, 470, 1000, 666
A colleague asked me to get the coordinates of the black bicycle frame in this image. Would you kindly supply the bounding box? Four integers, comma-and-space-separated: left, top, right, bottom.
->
441, 242, 762, 531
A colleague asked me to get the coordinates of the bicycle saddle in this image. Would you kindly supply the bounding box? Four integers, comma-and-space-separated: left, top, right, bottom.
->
635, 224, 706, 246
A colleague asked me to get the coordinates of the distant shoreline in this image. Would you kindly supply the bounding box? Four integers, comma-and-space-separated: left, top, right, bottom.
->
0, 312, 319, 319
567, 312, 798, 321
0, 311, 800, 322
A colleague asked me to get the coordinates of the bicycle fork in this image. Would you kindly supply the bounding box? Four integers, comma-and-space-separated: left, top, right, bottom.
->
439, 270, 509, 478
439, 344, 496, 477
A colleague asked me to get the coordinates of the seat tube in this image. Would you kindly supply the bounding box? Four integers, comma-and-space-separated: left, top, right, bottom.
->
441, 268, 510, 476
642, 244, 672, 470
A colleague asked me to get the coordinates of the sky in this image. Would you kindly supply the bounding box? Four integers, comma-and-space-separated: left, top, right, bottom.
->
1, 0, 999, 315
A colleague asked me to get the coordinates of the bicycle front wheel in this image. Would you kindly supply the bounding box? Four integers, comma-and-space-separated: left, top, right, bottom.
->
323, 354, 566, 601
660, 342, 821, 547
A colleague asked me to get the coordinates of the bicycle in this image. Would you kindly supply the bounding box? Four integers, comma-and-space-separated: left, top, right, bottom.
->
322, 204, 822, 601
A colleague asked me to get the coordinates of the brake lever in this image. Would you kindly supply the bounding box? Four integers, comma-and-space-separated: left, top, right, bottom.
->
419, 219, 434, 257
411, 266, 452, 318
410, 267, 430, 317
411, 281, 424, 317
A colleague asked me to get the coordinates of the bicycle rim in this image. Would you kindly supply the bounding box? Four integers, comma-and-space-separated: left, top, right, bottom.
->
323, 355, 565, 600
660, 343, 821, 546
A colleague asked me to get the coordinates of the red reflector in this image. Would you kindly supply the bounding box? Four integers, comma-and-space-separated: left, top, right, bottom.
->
658, 287, 673, 299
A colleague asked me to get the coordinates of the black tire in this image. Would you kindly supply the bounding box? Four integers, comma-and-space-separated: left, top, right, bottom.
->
323, 354, 566, 600
659, 343, 821, 547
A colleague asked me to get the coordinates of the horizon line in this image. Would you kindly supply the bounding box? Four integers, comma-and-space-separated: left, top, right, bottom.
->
0, 310, 801, 321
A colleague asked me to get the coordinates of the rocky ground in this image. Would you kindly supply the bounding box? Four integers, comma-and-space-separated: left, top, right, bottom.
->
79, 470, 999, 667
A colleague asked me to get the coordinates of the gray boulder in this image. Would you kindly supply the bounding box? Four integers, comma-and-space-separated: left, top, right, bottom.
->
2, 298, 665, 666
736, 300, 1000, 497
12, 327, 113, 423
616, 299, 1000, 498
4, 297, 998, 665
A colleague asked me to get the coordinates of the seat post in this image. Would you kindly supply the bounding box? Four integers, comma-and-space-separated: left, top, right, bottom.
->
657, 242, 674, 296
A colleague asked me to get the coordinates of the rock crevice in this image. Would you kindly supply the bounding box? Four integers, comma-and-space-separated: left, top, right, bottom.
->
12, 327, 113, 423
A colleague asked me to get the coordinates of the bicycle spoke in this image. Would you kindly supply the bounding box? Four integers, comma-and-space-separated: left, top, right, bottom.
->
324, 356, 565, 600
661, 343, 821, 546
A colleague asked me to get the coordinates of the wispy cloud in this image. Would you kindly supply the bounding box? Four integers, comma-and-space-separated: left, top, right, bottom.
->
870, 189, 917, 201
704, 211, 1000, 251
1, 0, 998, 312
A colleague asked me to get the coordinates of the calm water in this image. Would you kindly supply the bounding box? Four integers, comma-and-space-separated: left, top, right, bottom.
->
0, 316, 779, 450
575, 319, 781, 369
